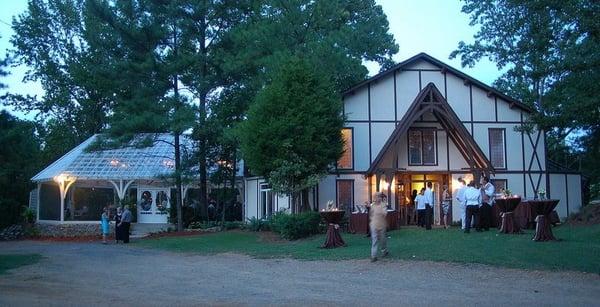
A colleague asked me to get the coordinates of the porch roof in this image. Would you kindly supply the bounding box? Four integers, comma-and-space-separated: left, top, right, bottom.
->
31, 133, 192, 182
366, 82, 494, 176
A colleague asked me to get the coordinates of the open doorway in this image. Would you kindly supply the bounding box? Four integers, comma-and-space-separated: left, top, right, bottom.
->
396, 173, 450, 226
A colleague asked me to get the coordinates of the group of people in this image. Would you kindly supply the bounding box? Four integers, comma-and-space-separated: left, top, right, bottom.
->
455, 176, 495, 233
100, 205, 133, 244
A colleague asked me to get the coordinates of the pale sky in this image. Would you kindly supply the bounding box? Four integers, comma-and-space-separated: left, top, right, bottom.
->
0, 0, 502, 120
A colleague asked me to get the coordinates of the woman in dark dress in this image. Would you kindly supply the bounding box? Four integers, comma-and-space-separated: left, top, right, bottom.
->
114, 207, 123, 243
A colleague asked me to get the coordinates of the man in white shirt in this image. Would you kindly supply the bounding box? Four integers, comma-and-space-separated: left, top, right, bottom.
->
415, 188, 426, 227
479, 176, 495, 231
455, 177, 467, 230
463, 181, 481, 233
424, 182, 434, 230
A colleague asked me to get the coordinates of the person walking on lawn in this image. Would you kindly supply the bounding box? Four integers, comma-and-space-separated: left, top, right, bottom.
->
370, 192, 389, 262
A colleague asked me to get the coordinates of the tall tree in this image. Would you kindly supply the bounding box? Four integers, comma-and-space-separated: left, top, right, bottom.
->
450, 0, 600, 155
450, 0, 600, 201
9, 0, 118, 144
222, 0, 398, 93
239, 57, 344, 212
86, 0, 197, 231
0, 111, 42, 228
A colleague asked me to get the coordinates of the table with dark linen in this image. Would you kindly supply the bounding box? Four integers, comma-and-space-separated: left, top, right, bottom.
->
528, 199, 560, 241
492, 201, 560, 230
495, 197, 522, 234
320, 211, 346, 248
348, 211, 398, 234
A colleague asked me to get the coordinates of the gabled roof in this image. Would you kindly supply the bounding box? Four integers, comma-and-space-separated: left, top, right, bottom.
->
367, 82, 494, 175
343, 52, 533, 113
31, 133, 190, 182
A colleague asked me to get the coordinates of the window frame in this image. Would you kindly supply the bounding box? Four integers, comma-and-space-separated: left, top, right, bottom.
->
337, 127, 354, 170
488, 128, 507, 169
492, 179, 508, 194
259, 183, 273, 219
407, 127, 438, 166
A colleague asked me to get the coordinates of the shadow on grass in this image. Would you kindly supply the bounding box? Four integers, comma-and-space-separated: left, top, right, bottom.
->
137, 225, 600, 273
0, 254, 43, 275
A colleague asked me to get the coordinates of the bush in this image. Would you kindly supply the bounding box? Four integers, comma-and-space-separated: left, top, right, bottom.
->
22, 207, 36, 224
188, 221, 219, 230
0, 199, 23, 229
246, 217, 268, 232
223, 221, 243, 230
269, 211, 322, 240
169, 205, 197, 228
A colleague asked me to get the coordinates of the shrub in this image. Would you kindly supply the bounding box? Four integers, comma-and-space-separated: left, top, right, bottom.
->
169, 205, 197, 227
22, 207, 36, 224
270, 211, 322, 240
0, 199, 22, 229
246, 217, 268, 232
223, 221, 243, 230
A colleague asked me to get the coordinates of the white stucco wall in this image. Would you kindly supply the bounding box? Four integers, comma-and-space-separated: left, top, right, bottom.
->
370, 74, 395, 121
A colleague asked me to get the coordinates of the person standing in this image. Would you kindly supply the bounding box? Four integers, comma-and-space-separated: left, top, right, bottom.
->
424, 182, 434, 230
114, 206, 123, 243
455, 178, 467, 230
369, 192, 389, 262
479, 176, 495, 231
415, 188, 426, 227
101, 207, 110, 244
464, 181, 481, 233
119, 205, 132, 243
441, 185, 451, 229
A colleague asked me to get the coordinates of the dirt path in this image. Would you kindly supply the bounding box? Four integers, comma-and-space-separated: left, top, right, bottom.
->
1, 240, 599, 306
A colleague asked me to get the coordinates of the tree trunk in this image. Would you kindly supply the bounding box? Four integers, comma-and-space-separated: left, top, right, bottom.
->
300, 188, 310, 212
197, 1, 209, 216
172, 28, 183, 232
174, 132, 183, 231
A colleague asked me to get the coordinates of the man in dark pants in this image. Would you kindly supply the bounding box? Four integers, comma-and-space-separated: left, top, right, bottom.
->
479, 176, 495, 231
463, 181, 481, 233
119, 205, 132, 243
424, 182, 434, 230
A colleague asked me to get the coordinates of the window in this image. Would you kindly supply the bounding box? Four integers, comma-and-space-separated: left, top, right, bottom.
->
338, 128, 353, 169
489, 129, 506, 169
259, 183, 273, 219
336, 180, 354, 212
493, 179, 508, 194
408, 129, 437, 165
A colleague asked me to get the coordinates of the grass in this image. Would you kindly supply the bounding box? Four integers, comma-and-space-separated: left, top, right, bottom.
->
138, 224, 600, 273
0, 254, 43, 275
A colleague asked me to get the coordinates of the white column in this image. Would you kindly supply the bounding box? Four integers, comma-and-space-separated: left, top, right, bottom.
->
108, 179, 134, 203
56, 179, 76, 222
36, 183, 41, 222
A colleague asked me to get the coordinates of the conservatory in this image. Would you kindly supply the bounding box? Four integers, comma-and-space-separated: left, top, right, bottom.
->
30, 133, 236, 224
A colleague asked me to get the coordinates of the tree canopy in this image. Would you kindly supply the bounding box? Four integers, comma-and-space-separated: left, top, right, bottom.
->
239, 57, 344, 205
450, 0, 600, 199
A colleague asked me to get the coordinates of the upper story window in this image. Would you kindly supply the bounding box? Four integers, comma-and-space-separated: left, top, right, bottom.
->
408, 128, 437, 165
338, 128, 353, 169
489, 128, 506, 169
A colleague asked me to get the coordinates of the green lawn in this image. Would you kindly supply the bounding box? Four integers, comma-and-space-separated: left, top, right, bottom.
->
138, 225, 600, 273
0, 254, 43, 275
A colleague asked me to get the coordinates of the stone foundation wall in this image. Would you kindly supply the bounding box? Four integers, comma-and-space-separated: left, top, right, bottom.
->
36, 223, 116, 237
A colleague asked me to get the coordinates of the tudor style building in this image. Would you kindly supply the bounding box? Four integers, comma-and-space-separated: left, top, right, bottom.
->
244, 53, 583, 224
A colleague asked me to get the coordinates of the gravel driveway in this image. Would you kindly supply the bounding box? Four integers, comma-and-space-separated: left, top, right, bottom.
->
1, 240, 599, 306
